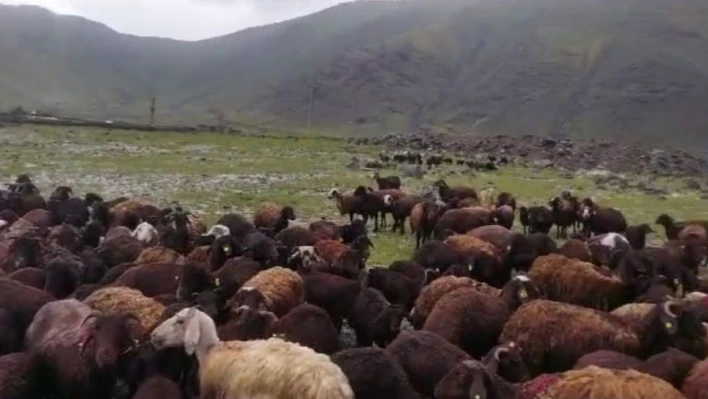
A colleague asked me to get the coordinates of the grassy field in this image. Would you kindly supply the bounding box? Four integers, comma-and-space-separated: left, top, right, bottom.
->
0, 125, 706, 266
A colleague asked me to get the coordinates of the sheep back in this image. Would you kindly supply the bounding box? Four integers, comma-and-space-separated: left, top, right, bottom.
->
681, 359, 708, 399
135, 246, 185, 265
110, 263, 181, 298
499, 300, 640, 375
254, 202, 280, 229
548, 366, 685, 399
423, 287, 509, 358
412, 276, 479, 327
270, 303, 339, 355
528, 254, 625, 310
241, 266, 305, 317
83, 287, 165, 340
201, 338, 353, 399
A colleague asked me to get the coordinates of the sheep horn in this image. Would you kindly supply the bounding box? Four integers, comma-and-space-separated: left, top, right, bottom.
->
663, 301, 678, 318
494, 346, 510, 362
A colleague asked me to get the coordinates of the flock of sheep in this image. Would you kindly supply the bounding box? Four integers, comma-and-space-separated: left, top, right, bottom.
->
0, 169, 706, 399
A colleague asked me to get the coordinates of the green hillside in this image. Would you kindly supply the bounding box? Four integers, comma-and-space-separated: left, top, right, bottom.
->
1, 0, 707, 147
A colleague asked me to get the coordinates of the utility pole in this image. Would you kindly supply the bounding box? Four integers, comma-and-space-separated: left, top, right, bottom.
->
149, 96, 156, 126
306, 84, 319, 135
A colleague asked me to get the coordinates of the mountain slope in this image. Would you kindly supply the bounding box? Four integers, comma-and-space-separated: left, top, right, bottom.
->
0, 0, 707, 148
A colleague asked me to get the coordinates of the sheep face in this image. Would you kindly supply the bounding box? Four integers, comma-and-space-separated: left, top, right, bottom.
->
229, 287, 268, 312
205, 224, 230, 239
8, 234, 41, 270
327, 189, 339, 200
383, 194, 394, 207
288, 246, 324, 270
230, 306, 277, 339
502, 275, 541, 309
151, 307, 201, 353
436, 360, 495, 399
80, 314, 140, 369
177, 263, 217, 301
132, 222, 158, 245
484, 342, 528, 383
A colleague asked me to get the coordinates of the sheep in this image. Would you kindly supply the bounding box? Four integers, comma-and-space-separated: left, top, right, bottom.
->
275, 225, 317, 248
314, 236, 373, 278
348, 287, 407, 347
432, 180, 478, 202
365, 267, 429, 310
479, 187, 498, 209
309, 219, 340, 242
548, 196, 578, 238
0, 278, 54, 351
253, 201, 281, 229
134, 246, 185, 266
110, 262, 183, 297
299, 271, 361, 330
25, 299, 92, 350
385, 330, 470, 397
351, 186, 386, 231
97, 233, 144, 268
30, 311, 140, 398
410, 276, 480, 328
373, 172, 401, 190
656, 213, 708, 240
7, 267, 45, 289
0, 352, 33, 398
682, 359, 708, 398
131, 377, 184, 399
495, 192, 517, 211
217, 305, 277, 341
558, 239, 592, 262
499, 299, 706, 376
150, 307, 354, 399
466, 224, 513, 253
573, 349, 644, 371
411, 200, 448, 248
641, 348, 700, 389
230, 266, 304, 317
269, 303, 340, 354
385, 194, 423, 235
47, 223, 83, 253
331, 347, 422, 399
215, 213, 255, 240
587, 232, 632, 268
581, 206, 628, 237
132, 222, 159, 246
626, 223, 654, 250
422, 276, 541, 357
434, 207, 492, 239
529, 254, 626, 310
388, 260, 430, 287
547, 366, 685, 399
328, 188, 361, 222
203, 224, 230, 240
492, 204, 515, 229
519, 206, 553, 235
443, 234, 507, 287
83, 287, 165, 341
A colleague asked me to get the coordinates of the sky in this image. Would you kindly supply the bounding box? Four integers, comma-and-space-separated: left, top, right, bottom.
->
0, 0, 345, 41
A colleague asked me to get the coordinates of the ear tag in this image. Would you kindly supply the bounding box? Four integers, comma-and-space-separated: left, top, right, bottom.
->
215, 278, 220, 287
665, 322, 673, 329
468, 264, 474, 271
519, 289, 528, 299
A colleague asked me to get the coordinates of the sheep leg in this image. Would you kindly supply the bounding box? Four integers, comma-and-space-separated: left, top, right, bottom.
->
399, 217, 406, 235
373, 213, 379, 232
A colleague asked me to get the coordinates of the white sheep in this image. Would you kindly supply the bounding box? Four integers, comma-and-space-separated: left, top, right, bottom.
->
151, 307, 354, 399
131, 222, 159, 246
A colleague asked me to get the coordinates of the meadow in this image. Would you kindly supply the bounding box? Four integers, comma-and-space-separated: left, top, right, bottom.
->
0, 125, 706, 265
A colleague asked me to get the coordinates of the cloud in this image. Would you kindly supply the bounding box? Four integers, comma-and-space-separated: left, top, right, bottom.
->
0, 0, 344, 40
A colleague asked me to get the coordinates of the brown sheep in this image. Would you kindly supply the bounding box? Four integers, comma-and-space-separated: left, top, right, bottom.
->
8, 267, 46, 290
254, 202, 281, 229
230, 266, 304, 317
412, 200, 448, 248
656, 213, 708, 240
299, 270, 361, 330
328, 188, 362, 222
309, 220, 340, 241
83, 286, 165, 341
97, 233, 144, 268
422, 287, 512, 358
110, 263, 182, 297
410, 276, 480, 328
641, 348, 700, 389
466, 225, 513, 253
21, 209, 52, 236
433, 180, 478, 202
573, 350, 644, 371
548, 366, 685, 399
478, 187, 497, 210
135, 246, 185, 266
528, 254, 625, 310
499, 300, 641, 375
110, 199, 158, 227
443, 234, 507, 286
434, 207, 492, 239
682, 359, 708, 399
186, 245, 211, 265
270, 303, 340, 354
558, 239, 592, 262
386, 194, 423, 235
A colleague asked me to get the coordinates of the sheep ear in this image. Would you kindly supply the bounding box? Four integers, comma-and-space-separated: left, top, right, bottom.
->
184, 313, 201, 355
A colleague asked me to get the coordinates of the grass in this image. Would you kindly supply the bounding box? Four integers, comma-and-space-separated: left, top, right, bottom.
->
0, 125, 707, 266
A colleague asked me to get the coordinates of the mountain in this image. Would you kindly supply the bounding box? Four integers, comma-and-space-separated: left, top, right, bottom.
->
1, 0, 708, 148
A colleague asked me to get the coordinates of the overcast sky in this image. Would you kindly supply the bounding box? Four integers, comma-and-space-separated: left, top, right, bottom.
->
0, 0, 345, 40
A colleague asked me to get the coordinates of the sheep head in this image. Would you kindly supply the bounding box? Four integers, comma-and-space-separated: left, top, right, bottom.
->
228, 287, 269, 313
151, 307, 216, 356
483, 342, 528, 383
79, 312, 140, 369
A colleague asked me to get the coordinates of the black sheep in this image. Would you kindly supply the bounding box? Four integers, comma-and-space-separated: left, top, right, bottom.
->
270, 303, 340, 355
300, 270, 361, 331
331, 347, 422, 399
373, 172, 402, 190
349, 287, 407, 347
